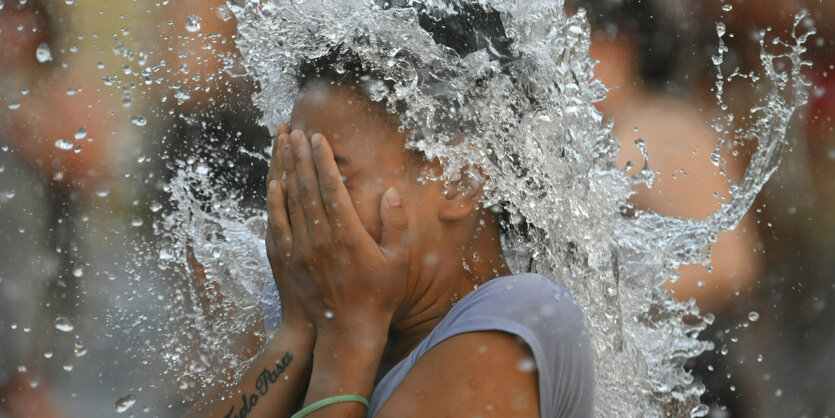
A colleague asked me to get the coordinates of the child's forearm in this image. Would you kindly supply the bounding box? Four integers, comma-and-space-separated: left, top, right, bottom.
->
185, 324, 314, 418
302, 325, 389, 418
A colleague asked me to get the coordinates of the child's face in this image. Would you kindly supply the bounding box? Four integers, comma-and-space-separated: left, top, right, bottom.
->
289, 81, 442, 244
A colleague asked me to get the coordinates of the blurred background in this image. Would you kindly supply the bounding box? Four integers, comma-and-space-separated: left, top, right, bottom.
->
0, 0, 831, 416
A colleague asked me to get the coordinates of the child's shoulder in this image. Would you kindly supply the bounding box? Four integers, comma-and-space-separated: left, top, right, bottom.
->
443, 273, 586, 335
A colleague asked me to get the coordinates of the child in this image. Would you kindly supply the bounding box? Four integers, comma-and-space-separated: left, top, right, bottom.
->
189, 3, 594, 417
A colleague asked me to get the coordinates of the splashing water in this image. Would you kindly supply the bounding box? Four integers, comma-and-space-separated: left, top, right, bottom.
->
154, 161, 271, 392
151, 0, 813, 415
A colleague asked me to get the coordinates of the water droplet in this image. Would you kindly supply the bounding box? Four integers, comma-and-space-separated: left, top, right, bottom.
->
716, 22, 726, 38
73, 341, 87, 357
74, 127, 87, 140
8, 101, 20, 110
185, 15, 202, 33
323, 310, 334, 319
63, 364, 74, 371
36, 42, 53, 63
517, 356, 536, 372
748, 311, 759, 322
131, 116, 147, 127
43, 351, 53, 359
158, 246, 174, 261
54, 316, 75, 332
193, 162, 210, 175
131, 216, 144, 227
150, 201, 162, 212
18, 365, 27, 373
690, 404, 710, 416
96, 188, 110, 198
115, 394, 136, 413
722, 4, 732, 12
215, 5, 233, 21
774, 388, 783, 397
54, 139, 73, 150
72, 265, 84, 277
65, 0, 73, 4
174, 88, 191, 102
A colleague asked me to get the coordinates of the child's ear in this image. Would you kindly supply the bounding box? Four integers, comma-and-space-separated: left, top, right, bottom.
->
439, 166, 486, 222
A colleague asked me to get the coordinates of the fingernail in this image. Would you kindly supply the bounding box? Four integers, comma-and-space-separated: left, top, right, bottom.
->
279, 133, 289, 147
386, 187, 402, 207
269, 180, 278, 192
284, 146, 293, 170
311, 134, 322, 148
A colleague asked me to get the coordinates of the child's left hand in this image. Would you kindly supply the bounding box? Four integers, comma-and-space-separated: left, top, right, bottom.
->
266, 129, 411, 336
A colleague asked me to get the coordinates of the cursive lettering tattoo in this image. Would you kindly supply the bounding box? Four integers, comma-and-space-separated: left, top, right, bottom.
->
225, 352, 294, 418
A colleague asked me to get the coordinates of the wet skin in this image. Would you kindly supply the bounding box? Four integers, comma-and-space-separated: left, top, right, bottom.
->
189, 81, 539, 418
267, 81, 539, 417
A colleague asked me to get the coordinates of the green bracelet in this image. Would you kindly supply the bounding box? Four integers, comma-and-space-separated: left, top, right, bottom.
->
290, 394, 370, 418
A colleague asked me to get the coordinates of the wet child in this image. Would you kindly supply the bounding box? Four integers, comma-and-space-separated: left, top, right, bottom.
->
189, 3, 595, 417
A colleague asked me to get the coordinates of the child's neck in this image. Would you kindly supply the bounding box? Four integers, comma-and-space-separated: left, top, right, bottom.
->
375, 222, 510, 383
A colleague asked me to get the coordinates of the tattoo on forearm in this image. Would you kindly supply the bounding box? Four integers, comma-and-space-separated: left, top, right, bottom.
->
225, 352, 294, 418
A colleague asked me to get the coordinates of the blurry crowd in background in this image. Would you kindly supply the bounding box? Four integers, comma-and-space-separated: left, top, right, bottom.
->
0, 0, 832, 416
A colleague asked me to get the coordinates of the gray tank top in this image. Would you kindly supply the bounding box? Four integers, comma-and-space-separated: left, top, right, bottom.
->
263, 273, 595, 417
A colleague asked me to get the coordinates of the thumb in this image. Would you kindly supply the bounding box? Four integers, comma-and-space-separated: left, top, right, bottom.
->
379, 187, 409, 257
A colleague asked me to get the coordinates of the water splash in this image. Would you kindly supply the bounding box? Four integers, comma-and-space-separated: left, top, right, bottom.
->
154, 162, 270, 394
151, 0, 812, 414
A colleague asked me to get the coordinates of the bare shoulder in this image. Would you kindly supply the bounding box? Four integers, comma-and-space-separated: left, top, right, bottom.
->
375, 331, 539, 418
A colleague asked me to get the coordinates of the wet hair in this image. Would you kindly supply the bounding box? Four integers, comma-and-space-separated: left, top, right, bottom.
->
296, 1, 513, 92
294, 1, 531, 245
294, 1, 515, 162
565, 0, 676, 87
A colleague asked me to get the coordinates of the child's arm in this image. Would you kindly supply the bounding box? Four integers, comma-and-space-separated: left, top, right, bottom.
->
187, 123, 317, 416
184, 323, 314, 417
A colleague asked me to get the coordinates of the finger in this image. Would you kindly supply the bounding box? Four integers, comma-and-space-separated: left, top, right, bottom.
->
290, 131, 331, 240
266, 122, 290, 187
186, 244, 224, 315
310, 134, 368, 241
267, 132, 290, 187
267, 179, 293, 256
379, 187, 410, 259
283, 136, 311, 251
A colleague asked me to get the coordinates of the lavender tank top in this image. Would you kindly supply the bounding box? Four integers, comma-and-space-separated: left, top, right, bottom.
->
263, 273, 595, 417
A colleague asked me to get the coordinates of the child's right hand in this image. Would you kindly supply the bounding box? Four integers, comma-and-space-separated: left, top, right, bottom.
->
265, 124, 316, 342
